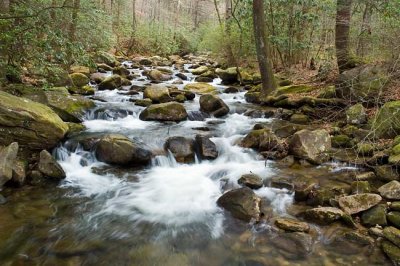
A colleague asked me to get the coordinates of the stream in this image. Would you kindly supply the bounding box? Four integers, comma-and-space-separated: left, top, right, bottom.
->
0, 61, 391, 265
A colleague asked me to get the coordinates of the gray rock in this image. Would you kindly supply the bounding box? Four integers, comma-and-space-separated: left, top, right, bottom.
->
139, 102, 188, 122
0, 142, 19, 186
289, 129, 331, 164
38, 150, 66, 180
195, 135, 218, 160
164, 137, 195, 163
338, 193, 382, 214
238, 174, 263, 189
379, 181, 400, 200
217, 187, 261, 222
304, 207, 344, 225
199, 94, 230, 118
95, 134, 152, 166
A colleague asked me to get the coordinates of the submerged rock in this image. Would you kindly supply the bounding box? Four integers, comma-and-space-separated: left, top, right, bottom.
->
199, 94, 230, 117
0, 142, 19, 186
38, 150, 66, 180
195, 135, 218, 160
271, 232, 314, 259
382, 241, 400, 266
95, 134, 152, 166
0, 91, 68, 150
275, 218, 310, 233
238, 174, 263, 189
164, 137, 195, 163
338, 193, 382, 215
139, 102, 188, 122
289, 129, 331, 164
217, 187, 261, 222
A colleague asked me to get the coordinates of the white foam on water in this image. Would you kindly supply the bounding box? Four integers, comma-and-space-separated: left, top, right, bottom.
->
84, 114, 153, 132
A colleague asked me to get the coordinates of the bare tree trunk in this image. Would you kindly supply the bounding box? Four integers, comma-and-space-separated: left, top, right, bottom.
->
356, 0, 372, 59
253, 0, 277, 98
335, 0, 353, 73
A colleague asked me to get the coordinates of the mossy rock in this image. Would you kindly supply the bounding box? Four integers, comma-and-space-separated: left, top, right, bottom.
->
274, 85, 317, 96
139, 102, 188, 122
382, 241, 400, 265
143, 85, 172, 103
0, 91, 68, 150
191, 66, 209, 75
331, 135, 352, 148
290, 114, 309, 124
70, 65, 91, 76
94, 51, 119, 67
388, 212, 400, 228
69, 73, 89, 88
215, 67, 238, 84
370, 101, 400, 139
346, 103, 367, 125
66, 122, 86, 137
317, 86, 337, 99
244, 92, 261, 104
44, 87, 95, 123
184, 83, 216, 94
351, 181, 371, 194
361, 204, 387, 226
135, 98, 152, 107
68, 85, 95, 96
98, 75, 123, 90
336, 64, 389, 102
356, 142, 375, 156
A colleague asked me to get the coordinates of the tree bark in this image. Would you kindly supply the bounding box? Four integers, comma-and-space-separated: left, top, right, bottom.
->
253, 0, 277, 98
335, 0, 353, 73
356, 0, 372, 59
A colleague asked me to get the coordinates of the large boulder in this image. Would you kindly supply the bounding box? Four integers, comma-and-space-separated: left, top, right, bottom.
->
216, 67, 238, 84
199, 94, 230, 117
370, 101, 400, 139
241, 128, 281, 152
98, 75, 123, 90
143, 85, 172, 103
43, 87, 95, 122
144, 69, 172, 82
0, 142, 19, 186
95, 134, 152, 166
94, 51, 119, 67
289, 129, 331, 164
113, 66, 130, 77
195, 135, 218, 160
38, 150, 66, 180
336, 64, 389, 102
338, 193, 382, 214
217, 187, 261, 222
191, 66, 209, 75
164, 137, 195, 163
70, 65, 90, 76
139, 102, 188, 122
0, 91, 68, 150
184, 83, 216, 94
379, 181, 400, 200
69, 73, 89, 88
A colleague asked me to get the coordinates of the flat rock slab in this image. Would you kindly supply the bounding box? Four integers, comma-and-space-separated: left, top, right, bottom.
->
338, 193, 382, 215
304, 207, 344, 225
275, 217, 310, 233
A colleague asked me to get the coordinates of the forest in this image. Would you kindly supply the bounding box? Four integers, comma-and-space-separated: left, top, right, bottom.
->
0, 0, 400, 265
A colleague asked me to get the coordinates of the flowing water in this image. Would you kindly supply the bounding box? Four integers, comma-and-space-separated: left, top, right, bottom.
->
0, 62, 391, 265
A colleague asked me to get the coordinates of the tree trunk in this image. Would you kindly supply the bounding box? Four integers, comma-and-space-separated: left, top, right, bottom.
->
253, 0, 277, 98
335, 0, 353, 73
356, 1, 372, 59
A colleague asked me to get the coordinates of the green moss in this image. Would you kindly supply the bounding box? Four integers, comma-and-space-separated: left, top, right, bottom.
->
370, 101, 400, 139
69, 73, 89, 88
331, 135, 352, 148
274, 85, 317, 96
184, 83, 216, 94
317, 86, 336, 99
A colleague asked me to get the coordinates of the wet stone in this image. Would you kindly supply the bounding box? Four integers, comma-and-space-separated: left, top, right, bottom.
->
382, 241, 400, 266
270, 232, 314, 259
275, 217, 310, 233
388, 212, 400, 228
361, 204, 387, 227
351, 181, 371, 194
304, 207, 344, 225
391, 202, 400, 211
383, 226, 400, 248
379, 181, 400, 200
338, 193, 382, 215
238, 174, 263, 189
